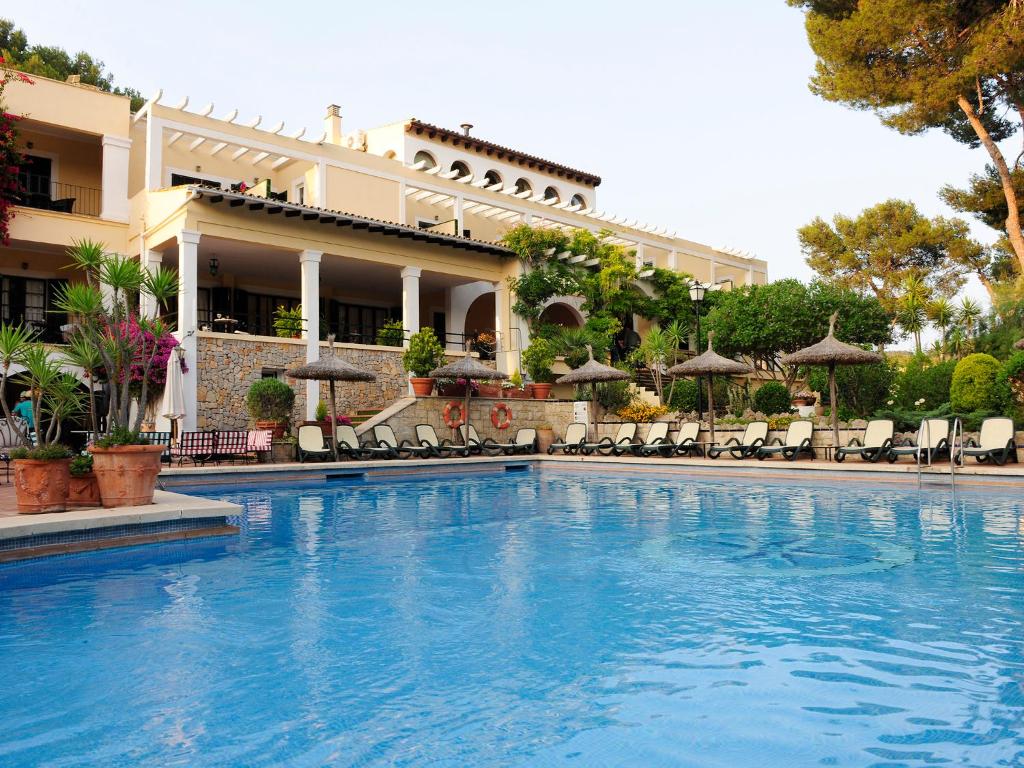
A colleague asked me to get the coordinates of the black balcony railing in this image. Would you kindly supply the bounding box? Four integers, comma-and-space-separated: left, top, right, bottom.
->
14, 180, 102, 217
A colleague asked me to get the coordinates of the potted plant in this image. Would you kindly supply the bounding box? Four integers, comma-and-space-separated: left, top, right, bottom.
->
791, 390, 817, 407
478, 380, 502, 398
503, 369, 528, 399
273, 305, 304, 339
246, 378, 295, 438
522, 338, 556, 399
10, 444, 73, 513
375, 319, 405, 348
473, 331, 496, 361
67, 453, 101, 509
402, 328, 446, 396
536, 423, 555, 453
54, 240, 179, 508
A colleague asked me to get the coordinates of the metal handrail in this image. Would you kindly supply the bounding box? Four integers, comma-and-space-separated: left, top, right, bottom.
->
916, 418, 932, 489
949, 416, 964, 491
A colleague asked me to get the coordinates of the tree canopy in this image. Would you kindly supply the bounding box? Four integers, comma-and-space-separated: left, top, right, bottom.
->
797, 199, 989, 309
0, 18, 144, 110
787, 0, 1024, 272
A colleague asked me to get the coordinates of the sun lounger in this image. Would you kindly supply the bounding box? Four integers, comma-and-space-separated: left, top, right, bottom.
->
373, 424, 431, 459
489, 428, 538, 455
834, 419, 893, 463
756, 420, 814, 462
887, 418, 949, 463
623, 422, 669, 457
335, 425, 387, 460
416, 424, 470, 458
547, 422, 587, 455
296, 425, 332, 462
957, 417, 1018, 466
580, 422, 638, 456
707, 421, 768, 459
458, 424, 503, 456
641, 421, 702, 457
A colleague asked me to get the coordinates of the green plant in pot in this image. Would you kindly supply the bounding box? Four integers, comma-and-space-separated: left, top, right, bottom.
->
246, 378, 295, 438
273, 305, 304, 338
402, 328, 446, 396
375, 319, 405, 348
67, 453, 101, 509
54, 240, 180, 508
522, 338, 556, 399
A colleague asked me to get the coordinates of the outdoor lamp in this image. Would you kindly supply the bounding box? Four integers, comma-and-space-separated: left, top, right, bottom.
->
208, 257, 219, 277
688, 282, 706, 303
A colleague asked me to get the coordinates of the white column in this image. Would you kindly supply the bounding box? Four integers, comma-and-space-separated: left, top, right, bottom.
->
667, 250, 678, 271
635, 243, 646, 271
139, 249, 163, 318
100, 135, 131, 222
177, 229, 200, 431
493, 281, 508, 373
300, 249, 323, 420
401, 266, 421, 345
454, 194, 464, 236
145, 117, 163, 191
710, 256, 717, 285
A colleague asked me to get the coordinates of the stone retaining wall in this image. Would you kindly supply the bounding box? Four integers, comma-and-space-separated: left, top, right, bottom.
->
378, 396, 576, 444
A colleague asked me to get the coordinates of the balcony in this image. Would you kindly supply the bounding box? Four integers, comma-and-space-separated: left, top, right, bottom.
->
15, 179, 102, 218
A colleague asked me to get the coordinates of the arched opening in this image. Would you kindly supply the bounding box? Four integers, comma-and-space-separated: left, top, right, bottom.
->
543, 186, 560, 203
464, 292, 497, 360
514, 178, 532, 195
450, 160, 471, 180
570, 193, 587, 209
484, 170, 502, 187
539, 302, 583, 329
413, 150, 437, 169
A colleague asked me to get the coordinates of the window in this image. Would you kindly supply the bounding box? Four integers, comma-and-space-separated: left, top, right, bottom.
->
484, 170, 502, 187
450, 161, 471, 180
543, 186, 560, 203
294, 182, 305, 205
18, 155, 52, 197
514, 178, 532, 195
413, 150, 437, 170
570, 193, 587, 209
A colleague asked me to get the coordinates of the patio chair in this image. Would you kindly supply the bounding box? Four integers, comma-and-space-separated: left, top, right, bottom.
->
887, 419, 949, 464
336, 425, 388, 460
214, 430, 251, 464
547, 422, 588, 455
458, 424, 503, 456
956, 417, 1018, 466
416, 424, 470, 458
579, 422, 638, 456
0, 419, 21, 483
707, 421, 769, 459
296, 424, 332, 462
756, 420, 815, 462
489, 428, 538, 455
246, 429, 273, 462
641, 421, 702, 457
172, 431, 217, 466
834, 419, 894, 463
623, 422, 669, 457
373, 424, 432, 459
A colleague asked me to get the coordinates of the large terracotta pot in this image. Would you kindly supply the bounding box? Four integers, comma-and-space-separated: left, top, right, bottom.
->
506, 388, 529, 400
255, 419, 287, 439
410, 377, 435, 397
13, 458, 71, 514
477, 383, 501, 398
67, 472, 102, 509
536, 428, 555, 453
531, 383, 553, 400
91, 444, 166, 508
438, 383, 467, 397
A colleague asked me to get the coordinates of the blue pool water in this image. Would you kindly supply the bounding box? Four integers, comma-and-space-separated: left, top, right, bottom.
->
1, 468, 1023, 767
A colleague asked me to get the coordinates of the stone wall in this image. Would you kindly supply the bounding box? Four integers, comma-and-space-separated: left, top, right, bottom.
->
379, 395, 576, 444
195, 333, 407, 430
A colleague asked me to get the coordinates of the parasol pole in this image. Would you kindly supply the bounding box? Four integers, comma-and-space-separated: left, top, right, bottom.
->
329, 378, 339, 462
829, 361, 839, 453
707, 375, 715, 445
463, 341, 472, 447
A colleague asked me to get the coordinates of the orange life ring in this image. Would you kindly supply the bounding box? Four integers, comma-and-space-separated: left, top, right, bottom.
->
490, 402, 513, 430
443, 400, 465, 429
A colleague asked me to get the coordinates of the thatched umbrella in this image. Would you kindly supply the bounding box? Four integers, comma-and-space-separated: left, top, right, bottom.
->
555, 344, 630, 440
286, 336, 376, 461
429, 345, 507, 445
779, 312, 882, 450
667, 331, 752, 443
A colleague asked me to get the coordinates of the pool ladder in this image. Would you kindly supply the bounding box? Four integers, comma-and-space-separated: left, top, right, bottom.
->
915, 417, 963, 490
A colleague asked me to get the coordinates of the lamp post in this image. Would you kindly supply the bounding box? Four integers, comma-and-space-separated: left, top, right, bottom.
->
689, 281, 707, 419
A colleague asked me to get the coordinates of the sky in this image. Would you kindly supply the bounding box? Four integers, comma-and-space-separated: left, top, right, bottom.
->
10, 1, 1019, 333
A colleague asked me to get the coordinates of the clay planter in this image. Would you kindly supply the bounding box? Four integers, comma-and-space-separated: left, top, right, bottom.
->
531, 383, 553, 400
505, 388, 529, 400
536, 428, 555, 454
255, 419, 287, 439
792, 397, 816, 407
13, 458, 71, 514
67, 472, 101, 509
410, 377, 435, 397
91, 444, 166, 508
439, 383, 467, 397
477, 383, 501, 398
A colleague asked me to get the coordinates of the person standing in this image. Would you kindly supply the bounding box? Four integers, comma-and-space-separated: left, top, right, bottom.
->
12, 391, 34, 435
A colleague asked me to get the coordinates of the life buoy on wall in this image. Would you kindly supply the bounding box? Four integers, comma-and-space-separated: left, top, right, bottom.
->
443, 400, 465, 429
490, 402, 513, 430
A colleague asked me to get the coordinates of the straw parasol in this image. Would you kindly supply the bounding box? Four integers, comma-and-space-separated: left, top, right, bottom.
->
429, 344, 508, 445
555, 344, 630, 440
779, 312, 882, 450
667, 331, 752, 443
286, 335, 376, 461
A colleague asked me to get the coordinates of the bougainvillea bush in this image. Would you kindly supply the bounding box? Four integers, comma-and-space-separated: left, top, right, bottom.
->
0, 57, 33, 246
97, 317, 185, 403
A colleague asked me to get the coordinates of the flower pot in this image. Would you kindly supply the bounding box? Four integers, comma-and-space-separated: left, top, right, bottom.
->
477, 383, 501, 398
506, 388, 528, 400
410, 377, 435, 397
318, 420, 334, 437
536, 428, 554, 453
91, 444, 166, 508
13, 458, 71, 514
791, 397, 816, 407
531, 383, 553, 400
67, 472, 102, 509
255, 419, 287, 439
439, 383, 467, 397
524, 384, 535, 398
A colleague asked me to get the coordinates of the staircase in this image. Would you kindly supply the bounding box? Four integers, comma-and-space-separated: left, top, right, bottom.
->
348, 408, 382, 427
631, 367, 664, 407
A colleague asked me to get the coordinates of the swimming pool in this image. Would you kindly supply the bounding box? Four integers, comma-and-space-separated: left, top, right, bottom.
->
1, 467, 1022, 766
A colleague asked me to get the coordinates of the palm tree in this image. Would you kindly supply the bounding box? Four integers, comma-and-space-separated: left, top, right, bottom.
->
957, 297, 983, 342
897, 296, 926, 354
948, 326, 968, 359
926, 297, 955, 360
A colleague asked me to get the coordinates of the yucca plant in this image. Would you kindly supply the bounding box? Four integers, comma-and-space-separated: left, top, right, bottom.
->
0, 321, 36, 447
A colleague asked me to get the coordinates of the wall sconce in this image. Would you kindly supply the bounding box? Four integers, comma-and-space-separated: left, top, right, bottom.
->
208, 257, 219, 277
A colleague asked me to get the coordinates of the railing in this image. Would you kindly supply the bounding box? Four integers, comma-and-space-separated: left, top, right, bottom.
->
14, 180, 102, 217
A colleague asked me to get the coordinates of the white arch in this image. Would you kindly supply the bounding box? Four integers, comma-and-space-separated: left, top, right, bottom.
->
448, 281, 497, 350
539, 295, 586, 326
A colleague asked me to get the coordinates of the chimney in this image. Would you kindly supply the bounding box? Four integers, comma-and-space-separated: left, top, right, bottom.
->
324, 104, 343, 145
460, 123, 473, 137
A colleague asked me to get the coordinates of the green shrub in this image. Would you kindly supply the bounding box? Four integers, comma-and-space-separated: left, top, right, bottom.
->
752, 382, 792, 415
895, 356, 957, 410
314, 400, 328, 422
272, 305, 303, 338
950, 353, 1002, 412
10, 444, 72, 461
402, 328, 446, 377
94, 427, 150, 448
70, 454, 94, 476
668, 379, 699, 412
809, 360, 896, 417
521, 338, 556, 383
872, 403, 995, 433
997, 351, 1024, 420
375, 319, 405, 348
574, 380, 637, 411
246, 378, 296, 422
